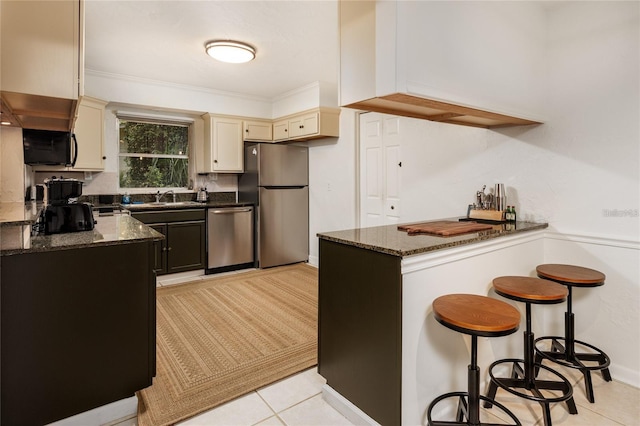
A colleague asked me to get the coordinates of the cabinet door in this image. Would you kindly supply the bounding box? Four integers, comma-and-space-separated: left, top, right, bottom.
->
273, 119, 289, 141
289, 112, 319, 138
1, 0, 81, 100
166, 221, 205, 274
243, 120, 272, 141
212, 117, 243, 172
150, 224, 167, 275
72, 97, 106, 170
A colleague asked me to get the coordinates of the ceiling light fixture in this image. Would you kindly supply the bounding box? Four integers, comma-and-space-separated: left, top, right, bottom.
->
205, 40, 256, 64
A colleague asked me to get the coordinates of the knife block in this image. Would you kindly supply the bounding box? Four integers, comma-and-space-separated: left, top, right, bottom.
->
468, 209, 505, 221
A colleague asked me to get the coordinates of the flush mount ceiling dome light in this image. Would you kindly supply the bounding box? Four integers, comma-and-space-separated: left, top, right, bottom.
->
205, 40, 256, 63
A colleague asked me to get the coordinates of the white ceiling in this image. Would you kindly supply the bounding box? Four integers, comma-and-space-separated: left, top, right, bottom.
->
84, 1, 339, 100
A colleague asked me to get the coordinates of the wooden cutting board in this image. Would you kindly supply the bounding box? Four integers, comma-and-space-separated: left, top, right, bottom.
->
397, 220, 493, 236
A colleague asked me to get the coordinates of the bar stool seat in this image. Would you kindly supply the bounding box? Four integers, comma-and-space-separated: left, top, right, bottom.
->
427, 294, 522, 426
535, 264, 612, 403
485, 277, 577, 426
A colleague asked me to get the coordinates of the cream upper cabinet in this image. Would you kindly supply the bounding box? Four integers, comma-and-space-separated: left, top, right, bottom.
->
0, 0, 84, 131
288, 112, 319, 139
202, 114, 243, 173
243, 120, 272, 142
273, 119, 290, 141
31, 97, 106, 172
72, 97, 107, 171
273, 108, 340, 142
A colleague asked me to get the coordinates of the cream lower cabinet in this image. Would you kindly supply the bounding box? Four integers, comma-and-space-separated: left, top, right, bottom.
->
202, 114, 243, 173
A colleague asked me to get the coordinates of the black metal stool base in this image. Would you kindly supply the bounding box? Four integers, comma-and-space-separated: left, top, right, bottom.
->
427, 391, 521, 426
535, 336, 612, 403
485, 359, 577, 426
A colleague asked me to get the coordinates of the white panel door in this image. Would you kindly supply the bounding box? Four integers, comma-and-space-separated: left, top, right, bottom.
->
360, 114, 383, 226
383, 116, 401, 223
359, 113, 402, 228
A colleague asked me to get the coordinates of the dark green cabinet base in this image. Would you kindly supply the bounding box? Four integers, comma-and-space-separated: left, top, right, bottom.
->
318, 239, 402, 425
1, 241, 156, 426
133, 209, 206, 275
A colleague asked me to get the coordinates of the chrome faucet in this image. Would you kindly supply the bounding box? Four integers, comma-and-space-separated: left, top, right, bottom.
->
156, 190, 176, 203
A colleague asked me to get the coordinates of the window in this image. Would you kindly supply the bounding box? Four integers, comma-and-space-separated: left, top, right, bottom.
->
118, 118, 189, 189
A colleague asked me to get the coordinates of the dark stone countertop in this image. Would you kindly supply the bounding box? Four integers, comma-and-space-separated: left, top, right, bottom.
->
1, 214, 164, 256
122, 200, 253, 212
317, 218, 548, 257
0, 202, 42, 227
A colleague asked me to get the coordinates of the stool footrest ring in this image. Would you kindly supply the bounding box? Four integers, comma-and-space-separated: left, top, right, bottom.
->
486, 358, 575, 405
535, 336, 612, 403
427, 391, 521, 426
534, 336, 611, 372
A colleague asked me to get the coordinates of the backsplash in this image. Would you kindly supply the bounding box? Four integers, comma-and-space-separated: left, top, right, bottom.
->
79, 191, 236, 206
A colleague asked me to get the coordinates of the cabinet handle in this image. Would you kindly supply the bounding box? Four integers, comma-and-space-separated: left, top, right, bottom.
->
245, 129, 249, 132
214, 159, 218, 163
102, 156, 106, 160
299, 125, 304, 129
167, 247, 172, 251
391, 206, 395, 210
284, 129, 287, 132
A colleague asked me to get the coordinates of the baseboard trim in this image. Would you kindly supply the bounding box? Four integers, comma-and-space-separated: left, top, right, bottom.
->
322, 385, 380, 426
48, 396, 137, 426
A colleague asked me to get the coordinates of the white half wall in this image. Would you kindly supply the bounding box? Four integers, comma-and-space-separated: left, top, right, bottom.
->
544, 233, 640, 387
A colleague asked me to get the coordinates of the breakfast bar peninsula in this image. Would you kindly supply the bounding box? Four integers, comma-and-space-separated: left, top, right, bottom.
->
317, 219, 548, 426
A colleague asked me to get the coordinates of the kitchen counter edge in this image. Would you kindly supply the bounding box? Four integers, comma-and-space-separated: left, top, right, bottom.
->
317, 219, 548, 257
1, 215, 164, 257
122, 201, 253, 212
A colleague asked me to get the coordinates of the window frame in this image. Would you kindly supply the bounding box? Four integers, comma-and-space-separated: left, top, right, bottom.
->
116, 114, 192, 193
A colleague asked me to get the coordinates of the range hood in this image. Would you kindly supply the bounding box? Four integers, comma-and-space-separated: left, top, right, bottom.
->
1, 92, 78, 132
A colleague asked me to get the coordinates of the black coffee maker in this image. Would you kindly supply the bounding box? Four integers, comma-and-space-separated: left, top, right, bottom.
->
42, 177, 95, 234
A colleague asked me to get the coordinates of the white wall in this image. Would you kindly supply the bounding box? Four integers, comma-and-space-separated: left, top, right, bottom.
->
315, 1, 639, 385
307, 109, 358, 266
397, 1, 547, 121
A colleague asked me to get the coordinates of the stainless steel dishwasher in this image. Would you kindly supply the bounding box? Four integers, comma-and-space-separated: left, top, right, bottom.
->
207, 206, 254, 272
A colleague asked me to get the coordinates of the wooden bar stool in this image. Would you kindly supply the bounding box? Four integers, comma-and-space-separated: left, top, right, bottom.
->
485, 277, 578, 426
427, 294, 522, 426
535, 264, 612, 403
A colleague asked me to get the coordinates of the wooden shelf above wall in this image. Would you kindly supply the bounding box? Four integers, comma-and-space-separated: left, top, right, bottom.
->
344, 93, 542, 129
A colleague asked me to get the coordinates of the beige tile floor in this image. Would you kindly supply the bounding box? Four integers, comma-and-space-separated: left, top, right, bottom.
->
109, 364, 639, 426
108, 271, 639, 426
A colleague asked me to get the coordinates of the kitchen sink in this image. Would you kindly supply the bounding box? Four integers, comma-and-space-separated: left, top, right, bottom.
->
127, 201, 204, 208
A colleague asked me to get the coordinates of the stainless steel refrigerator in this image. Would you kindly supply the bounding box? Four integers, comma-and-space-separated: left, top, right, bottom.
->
238, 143, 309, 268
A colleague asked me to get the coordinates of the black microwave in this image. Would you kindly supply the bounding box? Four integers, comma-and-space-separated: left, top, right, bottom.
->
23, 129, 78, 167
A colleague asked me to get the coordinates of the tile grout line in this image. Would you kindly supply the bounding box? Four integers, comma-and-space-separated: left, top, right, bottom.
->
253, 390, 324, 425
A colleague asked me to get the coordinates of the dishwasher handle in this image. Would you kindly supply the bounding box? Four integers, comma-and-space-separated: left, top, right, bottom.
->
210, 207, 253, 214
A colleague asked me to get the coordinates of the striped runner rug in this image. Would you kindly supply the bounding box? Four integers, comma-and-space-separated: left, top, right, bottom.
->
137, 263, 318, 426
